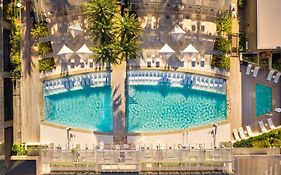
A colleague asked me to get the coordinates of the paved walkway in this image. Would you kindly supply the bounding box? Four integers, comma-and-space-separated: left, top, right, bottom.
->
111, 62, 127, 143
19, 1, 41, 143
227, 1, 242, 135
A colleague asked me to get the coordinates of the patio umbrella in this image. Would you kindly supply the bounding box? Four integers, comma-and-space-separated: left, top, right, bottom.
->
76, 44, 93, 61
169, 25, 186, 41
68, 24, 83, 38
181, 43, 199, 54
57, 45, 74, 60
158, 44, 175, 59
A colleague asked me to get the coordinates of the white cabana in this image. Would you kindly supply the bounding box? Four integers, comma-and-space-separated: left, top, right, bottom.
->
158, 44, 175, 58
57, 45, 74, 60
76, 44, 93, 61
170, 25, 186, 41
181, 44, 199, 54
68, 24, 83, 38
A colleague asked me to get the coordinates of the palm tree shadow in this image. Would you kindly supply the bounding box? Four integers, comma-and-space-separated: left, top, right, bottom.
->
23, 1, 36, 77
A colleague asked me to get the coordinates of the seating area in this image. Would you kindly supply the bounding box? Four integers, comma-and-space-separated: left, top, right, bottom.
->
44, 72, 110, 94
128, 71, 226, 93
246, 63, 281, 83
245, 64, 260, 78
233, 118, 278, 141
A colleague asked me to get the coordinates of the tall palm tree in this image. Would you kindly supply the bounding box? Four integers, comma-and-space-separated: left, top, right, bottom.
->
83, 0, 119, 65
116, 13, 141, 63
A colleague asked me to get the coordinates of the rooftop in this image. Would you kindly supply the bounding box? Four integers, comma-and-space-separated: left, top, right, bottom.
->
257, 0, 281, 50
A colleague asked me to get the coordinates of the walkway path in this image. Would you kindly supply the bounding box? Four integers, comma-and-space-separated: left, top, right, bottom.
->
227, 0, 242, 133
17, 1, 41, 143
111, 62, 127, 144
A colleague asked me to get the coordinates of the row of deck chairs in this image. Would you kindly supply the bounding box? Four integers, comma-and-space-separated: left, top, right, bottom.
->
246, 63, 281, 83
245, 64, 260, 77
266, 70, 281, 83
233, 118, 276, 140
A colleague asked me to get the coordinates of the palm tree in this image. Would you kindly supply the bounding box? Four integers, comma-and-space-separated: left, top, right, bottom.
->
116, 13, 141, 63
83, 0, 119, 65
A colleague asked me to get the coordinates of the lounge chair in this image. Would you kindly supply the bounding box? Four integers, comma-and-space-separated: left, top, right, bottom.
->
253, 66, 260, 78
258, 121, 267, 133
273, 72, 281, 83
266, 70, 275, 81
245, 125, 254, 137
233, 129, 240, 140
238, 127, 246, 139
246, 64, 252, 75
64, 80, 70, 89
275, 107, 281, 113
267, 118, 275, 129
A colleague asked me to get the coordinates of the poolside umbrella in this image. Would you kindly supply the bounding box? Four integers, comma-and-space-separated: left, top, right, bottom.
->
169, 25, 186, 41
57, 45, 74, 60
158, 44, 175, 59
76, 44, 93, 61
68, 24, 83, 38
181, 43, 199, 54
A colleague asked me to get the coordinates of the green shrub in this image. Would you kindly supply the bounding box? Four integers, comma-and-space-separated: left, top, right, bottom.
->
11, 143, 27, 156
39, 57, 56, 72
214, 37, 231, 53
38, 41, 52, 56
217, 11, 232, 36
238, 0, 247, 8
239, 33, 247, 52
8, 5, 21, 79
233, 128, 281, 148
31, 21, 49, 40
272, 63, 281, 72
211, 55, 230, 70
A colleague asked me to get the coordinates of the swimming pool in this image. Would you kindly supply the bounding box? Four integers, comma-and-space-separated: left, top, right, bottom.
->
126, 76, 227, 132
256, 83, 272, 117
44, 72, 113, 132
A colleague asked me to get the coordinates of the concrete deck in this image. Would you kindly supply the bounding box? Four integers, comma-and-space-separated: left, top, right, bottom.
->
128, 123, 231, 149
40, 124, 113, 149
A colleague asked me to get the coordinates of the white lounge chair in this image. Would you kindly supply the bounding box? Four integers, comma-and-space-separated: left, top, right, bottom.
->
258, 121, 267, 133
253, 66, 260, 78
267, 118, 275, 129
233, 129, 240, 140
273, 72, 281, 83
266, 70, 275, 81
245, 125, 254, 137
238, 127, 246, 139
275, 107, 281, 113
246, 64, 252, 75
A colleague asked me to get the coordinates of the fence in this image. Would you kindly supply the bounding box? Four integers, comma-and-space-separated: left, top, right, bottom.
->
40, 148, 233, 173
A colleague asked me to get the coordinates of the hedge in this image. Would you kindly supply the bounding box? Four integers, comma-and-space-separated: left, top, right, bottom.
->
11, 143, 27, 156
39, 57, 56, 72
233, 128, 281, 148
214, 37, 231, 53
7, 2, 22, 78
238, 0, 247, 9
38, 41, 52, 56
216, 11, 232, 36
211, 55, 230, 70
239, 33, 247, 52
31, 21, 49, 40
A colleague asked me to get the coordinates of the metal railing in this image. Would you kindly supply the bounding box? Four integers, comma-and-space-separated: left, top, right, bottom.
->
40, 148, 233, 173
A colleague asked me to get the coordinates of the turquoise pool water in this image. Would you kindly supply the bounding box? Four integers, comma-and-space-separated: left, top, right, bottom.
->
127, 84, 227, 132
44, 86, 113, 132
256, 83, 272, 117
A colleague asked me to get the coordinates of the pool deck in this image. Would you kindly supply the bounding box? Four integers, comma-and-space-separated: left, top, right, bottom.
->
241, 64, 281, 133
